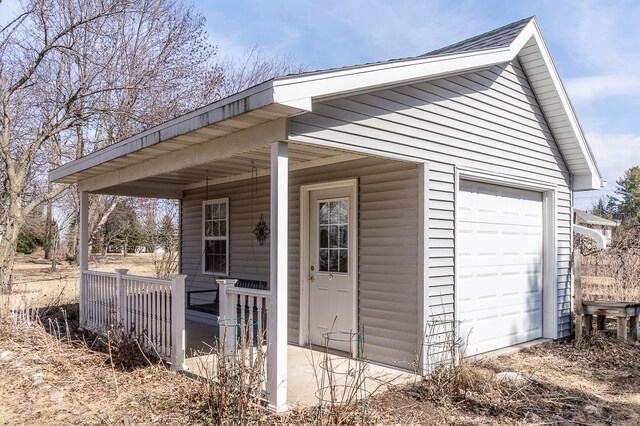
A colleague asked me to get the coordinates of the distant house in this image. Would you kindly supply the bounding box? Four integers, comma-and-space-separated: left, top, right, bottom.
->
50, 17, 603, 410
574, 209, 618, 242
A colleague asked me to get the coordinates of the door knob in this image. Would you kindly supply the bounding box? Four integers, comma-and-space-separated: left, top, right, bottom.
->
309, 275, 315, 283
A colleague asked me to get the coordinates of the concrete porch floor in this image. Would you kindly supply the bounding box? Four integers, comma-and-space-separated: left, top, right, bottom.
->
183, 320, 415, 408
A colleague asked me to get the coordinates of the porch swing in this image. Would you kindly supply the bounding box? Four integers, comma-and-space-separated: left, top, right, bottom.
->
186, 161, 270, 316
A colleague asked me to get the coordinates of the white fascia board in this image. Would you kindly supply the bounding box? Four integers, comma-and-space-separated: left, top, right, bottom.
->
50, 81, 278, 183
522, 18, 603, 191
271, 48, 513, 107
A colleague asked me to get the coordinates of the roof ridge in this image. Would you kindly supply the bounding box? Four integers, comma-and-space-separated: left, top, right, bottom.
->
421, 16, 535, 57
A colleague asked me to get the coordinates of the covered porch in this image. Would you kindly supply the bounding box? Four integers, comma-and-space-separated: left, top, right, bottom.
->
50, 96, 430, 411
184, 320, 413, 408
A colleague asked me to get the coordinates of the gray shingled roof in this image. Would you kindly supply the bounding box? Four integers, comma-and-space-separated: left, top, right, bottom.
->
422, 17, 534, 57
281, 17, 534, 79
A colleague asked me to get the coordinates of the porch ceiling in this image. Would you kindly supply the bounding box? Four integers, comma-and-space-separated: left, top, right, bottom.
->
90, 142, 366, 199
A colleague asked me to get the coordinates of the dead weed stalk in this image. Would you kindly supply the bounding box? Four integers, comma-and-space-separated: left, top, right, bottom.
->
194, 321, 269, 425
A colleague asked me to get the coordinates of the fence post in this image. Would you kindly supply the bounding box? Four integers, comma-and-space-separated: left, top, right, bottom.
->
115, 269, 128, 327
170, 274, 187, 371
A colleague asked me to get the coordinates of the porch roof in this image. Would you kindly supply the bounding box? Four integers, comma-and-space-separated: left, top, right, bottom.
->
50, 16, 603, 192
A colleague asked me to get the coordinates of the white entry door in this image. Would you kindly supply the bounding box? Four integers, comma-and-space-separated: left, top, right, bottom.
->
458, 180, 544, 355
308, 186, 356, 351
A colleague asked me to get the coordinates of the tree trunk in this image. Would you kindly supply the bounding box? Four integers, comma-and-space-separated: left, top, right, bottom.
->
0, 193, 23, 291
44, 198, 53, 260
0, 240, 17, 292
0, 221, 20, 292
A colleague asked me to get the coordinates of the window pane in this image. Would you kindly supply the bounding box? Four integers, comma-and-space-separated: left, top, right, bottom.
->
214, 255, 226, 273
218, 220, 226, 237
214, 240, 226, 255
205, 245, 213, 271
339, 225, 348, 248
204, 240, 214, 272
319, 202, 329, 224
319, 249, 328, 272
339, 249, 348, 273
204, 240, 227, 273
220, 203, 227, 219
330, 202, 339, 223
337, 200, 348, 223
329, 249, 338, 272
319, 226, 328, 249
329, 225, 338, 248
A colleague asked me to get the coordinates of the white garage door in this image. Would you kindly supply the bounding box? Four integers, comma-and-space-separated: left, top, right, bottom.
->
458, 180, 544, 355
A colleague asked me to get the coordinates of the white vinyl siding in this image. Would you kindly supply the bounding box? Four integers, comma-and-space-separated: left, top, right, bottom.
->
289, 59, 573, 338
181, 158, 420, 367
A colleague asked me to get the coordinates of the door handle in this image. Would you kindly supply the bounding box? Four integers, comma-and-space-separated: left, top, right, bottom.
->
309, 275, 315, 283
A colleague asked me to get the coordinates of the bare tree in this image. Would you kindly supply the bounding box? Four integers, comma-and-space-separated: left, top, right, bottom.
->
217, 45, 306, 97
136, 198, 179, 278
0, 0, 220, 289
0, 0, 306, 290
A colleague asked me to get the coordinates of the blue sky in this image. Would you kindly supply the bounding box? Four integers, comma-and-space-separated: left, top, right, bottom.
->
2, 0, 638, 210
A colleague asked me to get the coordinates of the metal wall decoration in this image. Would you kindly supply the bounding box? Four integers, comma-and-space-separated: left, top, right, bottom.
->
253, 214, 270, 246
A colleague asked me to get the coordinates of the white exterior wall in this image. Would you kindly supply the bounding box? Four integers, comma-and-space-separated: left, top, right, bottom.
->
289, 59, 573, 338
181, 157, 420, 367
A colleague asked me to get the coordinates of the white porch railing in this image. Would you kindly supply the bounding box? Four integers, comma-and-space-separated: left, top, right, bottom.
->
81, 269, 186, 369
217, 279, 271, 394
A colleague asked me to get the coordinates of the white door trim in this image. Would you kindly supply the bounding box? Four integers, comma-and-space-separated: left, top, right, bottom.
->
454, 168, 559, 343
299, 178, 358, 349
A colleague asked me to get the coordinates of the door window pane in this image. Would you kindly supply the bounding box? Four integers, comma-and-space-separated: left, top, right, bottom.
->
319, 226, 329, 248
339, 249, 348, 273
318, 199, 349, 273
319, 249, 328, 271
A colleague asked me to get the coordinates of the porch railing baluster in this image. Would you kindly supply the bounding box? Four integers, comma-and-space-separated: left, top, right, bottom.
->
79, 270, 185, 370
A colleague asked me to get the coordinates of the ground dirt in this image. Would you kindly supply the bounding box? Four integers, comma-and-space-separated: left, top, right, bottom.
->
1, 255, 639, 425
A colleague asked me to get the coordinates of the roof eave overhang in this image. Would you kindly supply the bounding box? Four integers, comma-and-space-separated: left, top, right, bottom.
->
49, 80, 311, 184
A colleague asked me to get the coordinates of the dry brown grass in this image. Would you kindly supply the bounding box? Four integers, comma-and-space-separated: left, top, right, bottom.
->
0, 318, 203, 425
2, 309, 640, 425
3, 252, 640, 425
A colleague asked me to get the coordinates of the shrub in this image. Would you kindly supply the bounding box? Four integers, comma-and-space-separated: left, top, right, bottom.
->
16, 231, 44, 254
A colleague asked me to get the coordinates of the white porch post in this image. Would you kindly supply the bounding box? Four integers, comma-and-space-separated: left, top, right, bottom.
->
417, 162, 430, 374
268, 141, 288, 412
79, 191, 89, 328
170, 274, 187, 370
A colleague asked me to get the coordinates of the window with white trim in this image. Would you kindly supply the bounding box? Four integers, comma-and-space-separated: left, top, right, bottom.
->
203, 198, 229, 275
